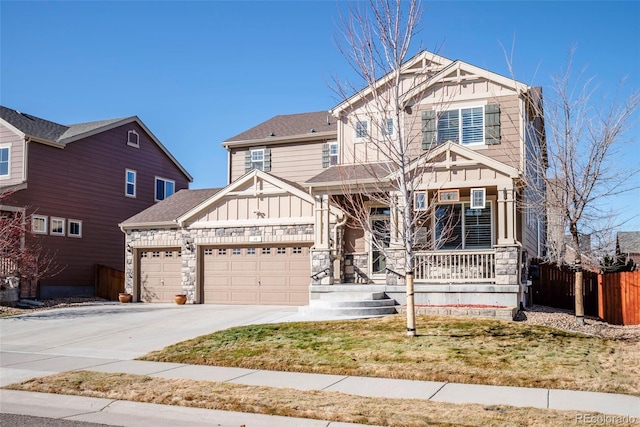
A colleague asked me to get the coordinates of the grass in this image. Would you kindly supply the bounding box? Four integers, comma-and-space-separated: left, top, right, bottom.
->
5, 371, 626, 427
140, 314, 640, 396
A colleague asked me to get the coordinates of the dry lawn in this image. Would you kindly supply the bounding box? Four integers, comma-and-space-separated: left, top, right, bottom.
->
6, 371, 630, 427
140, 314, 640, 396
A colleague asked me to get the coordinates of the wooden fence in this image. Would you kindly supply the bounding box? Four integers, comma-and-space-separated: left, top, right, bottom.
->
599, 271, 640, 326
531, 263, 640, 325
531, 263, 599, 316
95, 264, 125, 301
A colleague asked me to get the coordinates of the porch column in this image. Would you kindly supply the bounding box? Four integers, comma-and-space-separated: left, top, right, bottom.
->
497, 189, 507, 245
314, 195, 330, 249
505, 187, 516, 244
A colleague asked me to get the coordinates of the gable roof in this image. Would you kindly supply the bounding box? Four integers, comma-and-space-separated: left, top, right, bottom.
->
305, 162, 393, 186
222, 111, 337, 147
618, 231, 640, 254
120, 188, 222, 228
330, 50, 529, 116
0, 105, 192, 181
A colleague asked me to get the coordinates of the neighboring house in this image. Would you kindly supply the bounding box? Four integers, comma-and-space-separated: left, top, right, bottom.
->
121, 50, 546, 313
616, 231, 640, 269
0, 106, 192, 298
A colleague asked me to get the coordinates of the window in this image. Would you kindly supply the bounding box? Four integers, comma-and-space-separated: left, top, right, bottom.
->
50, 217, 65, 236
32, 215, 47, 234
127, 130, 139, 147
232, 248, 241, 255
292, 247, 302, 254
470, 188, 486, 209
126, 169, 136, 197
355, 121, 368, 138
277, 247, 286, 254
218, 248, 227, 255
68, 219, 82, 238
383, 118, 394, 137
437, 106, 484, 145
251, 149, 264, 171
155, 177, 175, 201
204, 248, 213, 255
414, 192, 427, 211
438, 189, 460, 203
435, 202, 492, 249
247, 248, 256, 255
0, 146, 9, 177
328, 142, 338, 166
152, 251, 160, 258
262, 247, 271, 255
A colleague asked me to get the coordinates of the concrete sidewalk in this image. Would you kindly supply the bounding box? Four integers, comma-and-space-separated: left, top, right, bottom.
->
1, 353, 639, 426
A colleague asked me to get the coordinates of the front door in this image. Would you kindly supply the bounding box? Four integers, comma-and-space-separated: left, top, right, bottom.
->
370, 207, 391, 275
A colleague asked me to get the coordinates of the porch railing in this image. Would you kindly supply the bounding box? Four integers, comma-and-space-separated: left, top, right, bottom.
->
414, 250, 496, 283
0, 257, 19, 277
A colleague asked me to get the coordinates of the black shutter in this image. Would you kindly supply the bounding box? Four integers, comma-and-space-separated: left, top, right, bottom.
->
422, 110, 436, 150
485, 104, 501, 145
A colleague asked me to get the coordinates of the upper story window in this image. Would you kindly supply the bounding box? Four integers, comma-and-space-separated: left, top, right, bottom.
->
421, 104, 500, 150
251, 149, 264, 170
50, 217, 65, 236
155, 177, 175, 201
383, 118, 394, 137
68, 219, 82, 238
244, 147, 271, 173
355, 121, 368, 139
125, 169, 136, 198
32, 215, 47, 234
0, 145, 9, 178
438, 107, 484, 145
328, 142, 338, 166
414, 192, 427, 211
127, 130, 140, 148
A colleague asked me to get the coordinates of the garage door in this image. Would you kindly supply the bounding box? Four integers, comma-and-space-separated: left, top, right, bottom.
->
202, 245, 311, 305
139, 248, 182, 302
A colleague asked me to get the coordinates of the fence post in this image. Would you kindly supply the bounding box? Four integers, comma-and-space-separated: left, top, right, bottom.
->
597, 274, 604, 320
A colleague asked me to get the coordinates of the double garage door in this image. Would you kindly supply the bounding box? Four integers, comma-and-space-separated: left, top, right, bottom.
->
202, 245, 310, 305
139, 245, 311, 305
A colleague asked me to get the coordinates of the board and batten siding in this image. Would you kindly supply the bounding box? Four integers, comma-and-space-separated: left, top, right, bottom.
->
229, 140, 330, 184
9, 122, 190, 288
0, 123, 25, 186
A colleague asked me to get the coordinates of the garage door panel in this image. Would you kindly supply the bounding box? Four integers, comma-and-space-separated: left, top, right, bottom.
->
202, 245, 311, 305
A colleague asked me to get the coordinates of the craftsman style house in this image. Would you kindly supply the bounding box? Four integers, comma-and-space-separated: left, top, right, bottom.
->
0, 106, 191, 298
121, 50, 546, 314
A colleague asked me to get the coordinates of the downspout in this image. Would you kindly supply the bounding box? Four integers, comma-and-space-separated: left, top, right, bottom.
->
332, 215, 348, 284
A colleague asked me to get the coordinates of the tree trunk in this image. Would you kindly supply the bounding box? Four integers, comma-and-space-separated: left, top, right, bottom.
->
574, 268, 584, 325
406, 272, 416, 336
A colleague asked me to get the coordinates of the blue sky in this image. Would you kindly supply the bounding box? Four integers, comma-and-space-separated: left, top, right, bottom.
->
1, 1, 639, 230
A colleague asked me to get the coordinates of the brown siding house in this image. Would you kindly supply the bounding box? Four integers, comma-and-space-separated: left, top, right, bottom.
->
0, 106, 192, 298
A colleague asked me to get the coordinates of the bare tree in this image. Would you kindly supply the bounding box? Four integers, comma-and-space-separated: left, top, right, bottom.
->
1, 190, 63, 298
330, 0, 456, 336
528, 50, 640, 324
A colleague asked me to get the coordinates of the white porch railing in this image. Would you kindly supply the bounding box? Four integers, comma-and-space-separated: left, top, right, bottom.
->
414, 250, 495, 283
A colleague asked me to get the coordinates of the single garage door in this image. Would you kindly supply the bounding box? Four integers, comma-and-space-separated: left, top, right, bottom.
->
202, 245, 311, 305
139, 248, 182, 302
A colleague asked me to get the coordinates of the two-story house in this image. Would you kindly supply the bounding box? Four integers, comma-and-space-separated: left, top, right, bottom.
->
121, 50, 546, 315
0, 106, 192, 298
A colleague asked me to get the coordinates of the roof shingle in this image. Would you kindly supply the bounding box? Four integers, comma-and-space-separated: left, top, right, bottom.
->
224, 111, 336, 143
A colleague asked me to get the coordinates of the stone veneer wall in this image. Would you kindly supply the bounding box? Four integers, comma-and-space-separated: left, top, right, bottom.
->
124, 223, 314, 302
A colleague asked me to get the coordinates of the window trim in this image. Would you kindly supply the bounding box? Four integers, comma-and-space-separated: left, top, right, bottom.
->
437, 105, 485, 146
355, 120, 368, 139
328, 142, 338, 166
414, 191, 428, 211
470, 188, 486, 209
438, 189, 460, 203
68, 219, 82, 238
32, 214, 48, 234
155, 176, 175, 202
250, 148, 265, 171
50, 217, 65, 236
127, 130, 140, 148
0, 144, 10, 179
125, 169, 137, 198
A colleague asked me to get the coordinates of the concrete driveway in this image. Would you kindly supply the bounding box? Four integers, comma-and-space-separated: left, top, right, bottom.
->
0, 302, 308, 386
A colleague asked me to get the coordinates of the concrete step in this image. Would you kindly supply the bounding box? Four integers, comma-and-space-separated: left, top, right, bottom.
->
309, 298, 396, 308
299, 305, 397, 316
314, 291, 388, 301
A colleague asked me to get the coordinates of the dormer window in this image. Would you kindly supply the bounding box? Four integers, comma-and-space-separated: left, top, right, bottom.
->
127, 130, 140, 148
